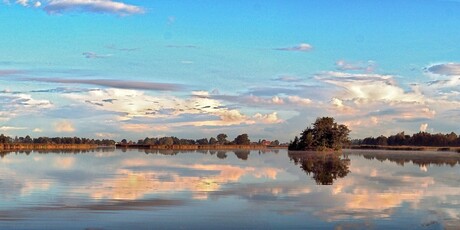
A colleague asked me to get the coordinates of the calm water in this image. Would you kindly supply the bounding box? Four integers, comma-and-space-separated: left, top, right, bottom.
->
0, 148, 459, 229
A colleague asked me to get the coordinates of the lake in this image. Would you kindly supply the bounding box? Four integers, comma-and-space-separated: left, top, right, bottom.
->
0, 148, 459, 229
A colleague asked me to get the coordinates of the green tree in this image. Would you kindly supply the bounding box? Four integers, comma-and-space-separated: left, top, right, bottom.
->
159, 137, 174, 145
289, 136, 299, 150
217, 133, 228, 145
196, 138, 209, 145
209, 137, 218, 145
233, 134, 250, 145
290, 117, 350, 151
24, 135, 33, 144
0, 134, 11, 144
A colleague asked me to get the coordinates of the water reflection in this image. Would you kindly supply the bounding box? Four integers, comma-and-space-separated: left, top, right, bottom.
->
0, 147, 116, 158
347, 149, 460, 167
143, 149, 278, 160
288, 151, 350, 185
0, 149, 459, 229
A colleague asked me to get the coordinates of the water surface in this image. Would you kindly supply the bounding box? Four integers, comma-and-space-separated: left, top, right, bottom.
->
0, 148, 459, 229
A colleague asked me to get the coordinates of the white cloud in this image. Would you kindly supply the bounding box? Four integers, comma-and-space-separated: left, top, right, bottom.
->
54, 120, 75, 132
275, 43, 313, 52
4, 0, 144, 15
0, 92, 53, 121
318, 71, 425, 104
44, 0, 145, 15
95, 132, 117, 138
225, 94, 312, 108
253, 112, 283, 124
335, 60, 375, 72
271, 96, 284, 105
33, 128, 43, 132
65, 88, 283, 129
287, 96, 311, 106
0, 126, 26, 131
420, 123, 428, 132
5, 0, 42, 8
330, 97, 355, 114
309, 71, 455, 137
16, 0, 29, 6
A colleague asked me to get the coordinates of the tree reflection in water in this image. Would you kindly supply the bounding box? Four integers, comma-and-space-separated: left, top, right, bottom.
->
233, 150, 250, 160
289, 152, 350, 185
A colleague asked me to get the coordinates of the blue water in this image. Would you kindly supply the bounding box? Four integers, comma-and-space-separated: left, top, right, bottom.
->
0, 148, 458, 229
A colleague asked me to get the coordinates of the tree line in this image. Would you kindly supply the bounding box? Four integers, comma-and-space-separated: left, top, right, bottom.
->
354, 131, 460, 147
128, 133, 258, 146
0, 134, 115, 146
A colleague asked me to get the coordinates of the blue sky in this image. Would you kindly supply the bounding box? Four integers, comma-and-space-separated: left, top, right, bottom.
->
1, 0, 460, 142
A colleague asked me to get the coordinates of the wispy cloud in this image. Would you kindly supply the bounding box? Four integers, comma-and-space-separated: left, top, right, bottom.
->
4, 0, 41, 7
0, 91, 53, 121
166, 45, 198, 49
274, 43, 312, 52
24, 78, 184, 91
272, 76, 302, 82
0, 69, 22, 76
106, 45, 139, 51
0, 126, 27, 131
426, 63, 460, 76
82, 52, 112, 59
335, 60, 375, 72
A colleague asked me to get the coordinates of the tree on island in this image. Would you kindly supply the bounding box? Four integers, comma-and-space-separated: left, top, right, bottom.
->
289, 117, 350, 151
217, 133, 228, 145
233, 134, 250, 145
196, 138, 209, 145
209, 137, 218, 145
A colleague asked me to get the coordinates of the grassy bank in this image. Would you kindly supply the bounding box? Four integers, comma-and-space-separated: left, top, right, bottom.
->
0, 143, 99, 151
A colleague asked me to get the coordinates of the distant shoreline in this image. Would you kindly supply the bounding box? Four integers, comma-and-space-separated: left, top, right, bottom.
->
115, 144, 284, 150
0, 143, 287, 152
349, 145, 460, 153
0, 143, 100, 151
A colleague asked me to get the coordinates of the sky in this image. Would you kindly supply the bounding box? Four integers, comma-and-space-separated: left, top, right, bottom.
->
1, 0, 460, 142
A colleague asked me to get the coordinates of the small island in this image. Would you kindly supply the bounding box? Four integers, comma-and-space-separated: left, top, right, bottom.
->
288, 117, 350, 151
0, 133, 285, 152
116, 133, 284, 150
